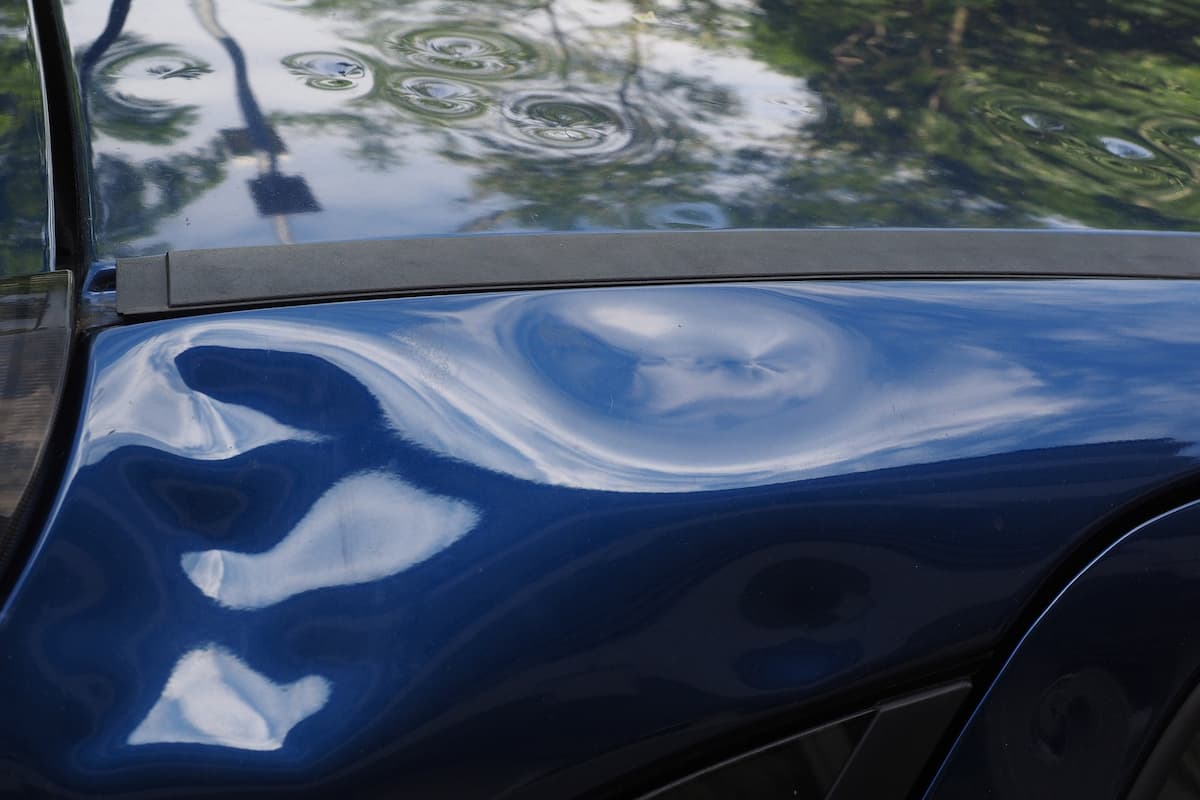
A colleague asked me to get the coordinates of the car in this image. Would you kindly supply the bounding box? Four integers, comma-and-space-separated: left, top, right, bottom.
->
2, 0, 1200, 797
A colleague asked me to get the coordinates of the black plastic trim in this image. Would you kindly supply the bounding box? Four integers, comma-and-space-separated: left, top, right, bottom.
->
1126, 676, 1200, 800
634, 681, 970, 800
638, 711, 872, 799
28, 0, 92, 274
827, 681, 971, 800
116, 229, 1200, 318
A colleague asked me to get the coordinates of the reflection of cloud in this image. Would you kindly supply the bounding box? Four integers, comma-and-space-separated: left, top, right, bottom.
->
95, 284, 1111, 494
82, 335, 324, 465
182, 472, 478, 609
128, 645, 329, 751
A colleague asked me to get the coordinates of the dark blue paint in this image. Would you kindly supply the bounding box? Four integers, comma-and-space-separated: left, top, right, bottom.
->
926, 497, 1200, 800
5, 280, 1200, 797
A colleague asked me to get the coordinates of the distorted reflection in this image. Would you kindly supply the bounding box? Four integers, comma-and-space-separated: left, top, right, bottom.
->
182, 472, 479, 609
80, 282, 1200, 494
128, 645, 330, 751
64, 0, 1200, 257
191, 0, 320, 243
78, 334, 325, 465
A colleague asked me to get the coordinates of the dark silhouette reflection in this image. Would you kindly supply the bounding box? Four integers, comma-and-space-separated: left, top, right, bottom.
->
65, 0, 1200, 259
741, 559, 871, 630
81, 0, 320, 248
192, 0, 321, 239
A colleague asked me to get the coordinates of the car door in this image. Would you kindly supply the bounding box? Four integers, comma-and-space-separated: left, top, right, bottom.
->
4, 0, 1200, 798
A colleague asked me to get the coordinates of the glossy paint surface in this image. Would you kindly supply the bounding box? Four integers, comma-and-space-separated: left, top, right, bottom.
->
0, 0, 50, 276
926, 497, 1200, 800
7, 279, 1200, 797
61, 0, 1200, 260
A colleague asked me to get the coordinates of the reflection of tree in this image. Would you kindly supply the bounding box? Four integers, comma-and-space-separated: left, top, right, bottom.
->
94, 147, 226, 255
447, 0, 745, 230
749, 0, 1200, 228
77, 0, 1200, 255
89, 38, 208, 146
78, 3, 229, 255
0, 10, 50, 277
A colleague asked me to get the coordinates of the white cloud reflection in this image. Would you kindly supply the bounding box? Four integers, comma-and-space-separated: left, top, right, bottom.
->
80, 284, 1109, 494
81, 335, 324, 465
182, 472, 479, 609
128, 645, 330, 751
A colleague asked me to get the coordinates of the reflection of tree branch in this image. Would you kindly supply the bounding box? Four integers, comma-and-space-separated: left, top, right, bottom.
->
618, 13, 644, 109
79, 0, 133, 127
948, 6, 968, 49
1138, 116, 1197, 203
929, 6, 968, 111
543, 0, 572, 83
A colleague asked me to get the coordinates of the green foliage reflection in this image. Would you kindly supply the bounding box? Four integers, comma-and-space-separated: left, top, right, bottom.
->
0, 2, 49, 276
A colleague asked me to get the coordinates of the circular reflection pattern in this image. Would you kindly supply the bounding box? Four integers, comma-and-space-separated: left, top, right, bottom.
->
972, 94, 1073, 141
969, 91, 1193, 193
98, 284, 1093, 494
501, 92, 638, 158
283, 52, 369, 91
101, 43, 212, 92
386, 74, 488, 119
1139, 118, 1200, 169
143, 58, 211, 81
387, 28, 540, 79
1019, 112, 1065, 133
1100, 136, 1153, 160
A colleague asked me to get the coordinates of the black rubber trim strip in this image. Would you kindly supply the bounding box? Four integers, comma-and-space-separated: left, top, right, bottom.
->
637, 710, 873, 799
29, 0, 92, 273
826, 681, 971, 800
631, 680, 969, 800
1126, 676, 1200, 800
25, 0, 55, 269
116, 229, 1200, 317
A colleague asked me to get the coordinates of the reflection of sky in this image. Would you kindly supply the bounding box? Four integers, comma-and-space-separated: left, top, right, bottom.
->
66, 0, 821, 255
79, 332, 325, 465
77, 281, 1200, 494
128, 645, 330, 751
65, 0, 1200, 258
182, 471, 479, 609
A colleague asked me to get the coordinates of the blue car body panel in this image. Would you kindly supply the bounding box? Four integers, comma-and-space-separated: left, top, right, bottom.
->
5, 279, 1200, 796
927, 496, 1200, 800
2, 0, 1197, 795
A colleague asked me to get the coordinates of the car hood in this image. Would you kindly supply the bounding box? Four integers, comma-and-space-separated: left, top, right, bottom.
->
60, 0, 1200, 259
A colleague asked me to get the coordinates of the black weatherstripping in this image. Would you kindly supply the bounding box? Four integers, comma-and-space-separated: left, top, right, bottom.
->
638, 681, 970, 800
0, 272, 72, 591
28, 0, 91, 274
116, 229, 1200, 317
